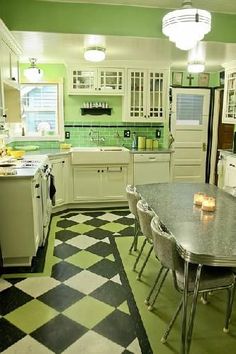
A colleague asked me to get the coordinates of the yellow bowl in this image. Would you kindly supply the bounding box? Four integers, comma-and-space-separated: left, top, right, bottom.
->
10, 150, 25, 159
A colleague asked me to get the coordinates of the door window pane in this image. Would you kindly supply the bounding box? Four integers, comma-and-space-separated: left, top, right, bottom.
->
176, 93, 204, 125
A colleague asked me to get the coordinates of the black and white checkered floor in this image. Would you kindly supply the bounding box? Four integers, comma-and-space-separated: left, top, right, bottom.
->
0, 209, 152, 354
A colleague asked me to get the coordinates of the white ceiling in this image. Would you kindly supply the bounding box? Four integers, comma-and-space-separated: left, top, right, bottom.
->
13, 0, 236, 71
13, 31, 236, 71
40, 0, 236, 14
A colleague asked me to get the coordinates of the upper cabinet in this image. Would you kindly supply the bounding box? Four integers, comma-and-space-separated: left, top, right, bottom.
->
123, 68, 169, 122
0, 19, 22, 125
68, 67, 125, 95
222, 66, 236, 124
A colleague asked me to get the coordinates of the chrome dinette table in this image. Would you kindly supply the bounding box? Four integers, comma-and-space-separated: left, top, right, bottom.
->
136, 183, 236, 354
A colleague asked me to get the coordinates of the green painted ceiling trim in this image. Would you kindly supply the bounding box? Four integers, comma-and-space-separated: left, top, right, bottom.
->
1, 0, 236, 43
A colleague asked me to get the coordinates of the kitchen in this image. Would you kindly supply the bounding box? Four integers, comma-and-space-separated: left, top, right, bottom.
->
1, 1, 236, 353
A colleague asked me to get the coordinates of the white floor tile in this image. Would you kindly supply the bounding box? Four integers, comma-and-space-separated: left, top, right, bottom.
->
110, 274, 122, 285
97, 213, 122, 222
126, 338, 142, 354
2, 335, 54, 354
64, 270, 107, 294
62, 330, 124, 354
0, 279, 12, 292
54, 239, 62, 247
65, 234, 98, 249
15, 277, 60, 297
68, 214, 92, 223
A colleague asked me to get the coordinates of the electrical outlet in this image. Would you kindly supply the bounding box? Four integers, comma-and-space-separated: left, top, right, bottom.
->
124, 129, 131, 138
156, 129, 161, 139
65, 131, 70, 139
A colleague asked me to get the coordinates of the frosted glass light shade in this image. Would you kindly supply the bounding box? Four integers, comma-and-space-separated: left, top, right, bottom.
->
188, 61, 205, 73
24, 67, 43, 81
84, 47, 106, 62
162, 6, 211, 51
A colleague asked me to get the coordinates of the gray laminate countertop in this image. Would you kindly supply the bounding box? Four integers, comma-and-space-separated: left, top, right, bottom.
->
130, 148, 173, 154
136, 183, 236, 266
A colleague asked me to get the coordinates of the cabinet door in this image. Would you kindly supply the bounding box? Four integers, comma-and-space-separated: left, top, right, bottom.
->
126, 69, 147, 121
147, 71, 166, 120
73, 166, 102, 201
69, 68, 97, 94
10, 50, 19, 83
0, 40, 11, 82
32, 175, 43, 249
222, 70, 236, 124
51, 158, 67, 205
98, 68, 124, 94
102, 166, 128, 200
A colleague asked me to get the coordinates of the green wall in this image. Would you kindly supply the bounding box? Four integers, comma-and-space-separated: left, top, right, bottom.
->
1, 0, 236, 43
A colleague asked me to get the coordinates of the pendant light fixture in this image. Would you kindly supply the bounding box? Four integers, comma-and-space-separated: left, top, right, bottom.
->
24, 58, 43, 82
187, 61, 205, 73
187, 41, 205, 73
84, 47, 106, 62
162, 0, 211, 51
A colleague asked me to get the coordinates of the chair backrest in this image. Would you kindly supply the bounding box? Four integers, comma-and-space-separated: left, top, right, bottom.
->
137, 199, 155, 241
126, 185, 140, 219
151, 216, 183, 272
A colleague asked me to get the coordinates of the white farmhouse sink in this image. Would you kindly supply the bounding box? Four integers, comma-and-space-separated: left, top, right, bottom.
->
71, 146, 130, 165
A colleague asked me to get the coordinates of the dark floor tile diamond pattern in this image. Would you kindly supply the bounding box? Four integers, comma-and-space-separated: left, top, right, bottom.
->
1, 209, 148, 354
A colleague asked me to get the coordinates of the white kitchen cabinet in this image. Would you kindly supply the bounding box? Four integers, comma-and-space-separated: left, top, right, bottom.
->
50, 156, 69, 206
222, 68, 236, 124
0, 19, 21, 125
0, 172, 43, 267
68, 67, 124, 95
124, 68, 169, 122
133, 153, 171, 185
73, 165, 128, 201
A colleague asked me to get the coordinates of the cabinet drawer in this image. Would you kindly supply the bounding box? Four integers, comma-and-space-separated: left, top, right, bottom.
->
134, 153, 170, 162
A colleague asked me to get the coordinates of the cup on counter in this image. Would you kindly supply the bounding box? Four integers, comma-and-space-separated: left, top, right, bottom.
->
138, 136, 146, 149
153, 139, 159, 149
145, 139, 153, 149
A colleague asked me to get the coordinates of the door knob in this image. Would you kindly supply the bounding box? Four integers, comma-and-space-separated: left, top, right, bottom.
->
203, 143, 207, 151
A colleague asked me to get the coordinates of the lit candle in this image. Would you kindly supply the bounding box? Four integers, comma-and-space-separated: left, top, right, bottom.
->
201, 196, 216, 212
193, 192, 206, 206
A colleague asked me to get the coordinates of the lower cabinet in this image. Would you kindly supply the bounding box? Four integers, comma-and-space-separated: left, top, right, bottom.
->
73, 165, 128, 201
50, 156, 69, 206
0, 172, 43, 267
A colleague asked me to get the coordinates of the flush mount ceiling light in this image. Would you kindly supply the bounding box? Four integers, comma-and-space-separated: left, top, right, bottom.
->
162, 0, 211, 51
24, 58, 43, 81
84, 47, 106, 62
188, 60, 205, 73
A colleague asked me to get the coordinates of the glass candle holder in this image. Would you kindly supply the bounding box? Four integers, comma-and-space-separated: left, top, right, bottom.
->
193, 192, 206, 206
201, 196, 216, 212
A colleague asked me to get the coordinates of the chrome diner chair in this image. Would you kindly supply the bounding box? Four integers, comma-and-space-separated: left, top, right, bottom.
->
126, 185, 141, 254
151, 216, 235, 352
133, 199, 155, 280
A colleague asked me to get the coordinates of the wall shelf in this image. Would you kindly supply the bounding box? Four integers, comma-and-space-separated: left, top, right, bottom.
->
81, 107, 112, 116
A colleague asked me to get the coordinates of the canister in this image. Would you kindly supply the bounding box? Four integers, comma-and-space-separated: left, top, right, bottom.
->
138, 136, 146, 149
145, 139, 153, 149
153, 139, 159, 149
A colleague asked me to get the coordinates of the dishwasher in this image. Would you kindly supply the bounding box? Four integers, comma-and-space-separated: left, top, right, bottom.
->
133, 153, 171, 185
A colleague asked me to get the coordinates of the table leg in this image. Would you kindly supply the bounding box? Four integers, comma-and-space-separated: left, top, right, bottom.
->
187, 264, 203, 354
181, 260, 189, 354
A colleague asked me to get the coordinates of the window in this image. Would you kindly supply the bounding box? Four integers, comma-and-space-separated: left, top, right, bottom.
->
176, 93, 204, 125
20, 81, 64, 140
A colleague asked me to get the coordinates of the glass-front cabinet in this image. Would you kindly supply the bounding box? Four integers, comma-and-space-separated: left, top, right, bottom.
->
124, 68, 168, 122
68, 67, 124, 95
222, 68, 236, 123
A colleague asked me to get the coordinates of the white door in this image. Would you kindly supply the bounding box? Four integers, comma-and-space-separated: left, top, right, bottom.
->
171, 88, 210, 182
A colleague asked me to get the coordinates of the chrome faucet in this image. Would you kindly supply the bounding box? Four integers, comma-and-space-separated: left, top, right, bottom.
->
89, 129, 105, 145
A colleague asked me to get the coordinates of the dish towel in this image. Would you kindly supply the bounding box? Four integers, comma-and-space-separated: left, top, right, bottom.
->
49, 174, 56, 206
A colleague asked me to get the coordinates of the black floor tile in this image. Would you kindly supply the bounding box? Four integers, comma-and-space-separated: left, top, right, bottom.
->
88, 259, 119, 279
38, 284, 85, 311
57, 219, 78, 228
53, 243, 79, 260
84, 218, 108, 227
122, 350, 133, 354
51, 261, 82, 281
93, 309, 136, 348
55, 229, 78, 242
114, 217, 134, 226
86, 228, 113, 240
90, 280, 127, 307
31, 314, 87, 353
118, 226, 134, 236
82, 211, 105, 217
0, 318, 26, 352
111, 210, 130, 216
86, 241, 112, 257
0, 287, 33, 316
61, 212, 79, 219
